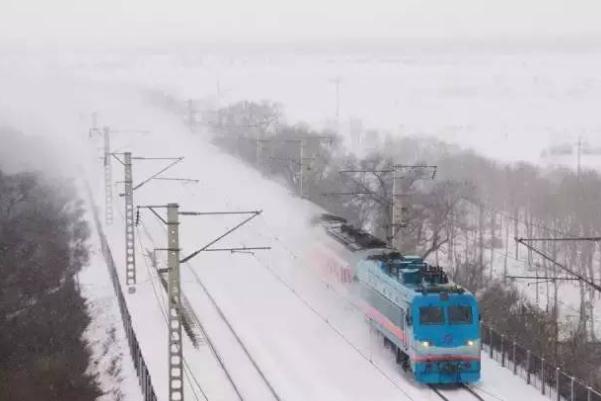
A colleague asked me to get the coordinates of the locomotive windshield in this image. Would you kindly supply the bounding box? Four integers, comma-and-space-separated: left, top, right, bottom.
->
448, 305, 473, 324
419, 306, 444, 325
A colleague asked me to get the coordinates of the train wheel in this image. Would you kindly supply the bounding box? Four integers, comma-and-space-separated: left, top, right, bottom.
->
396, 348, 410, 372
395, 348, 402, 363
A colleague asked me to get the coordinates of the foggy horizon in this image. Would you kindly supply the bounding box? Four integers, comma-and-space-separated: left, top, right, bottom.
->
2, 2, 601, 401
2, 0, 601, 47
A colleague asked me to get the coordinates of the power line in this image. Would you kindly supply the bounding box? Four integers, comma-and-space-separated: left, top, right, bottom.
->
249, 246, 416, 401
118, 206, 208, 401
178, 211, 265, 263
516, 238, 601, 293
135, 219, 245, 401
335, 164, 437, 248
138, 204, 270, 401
518, 237, 601, 242
177, 185, 415, 400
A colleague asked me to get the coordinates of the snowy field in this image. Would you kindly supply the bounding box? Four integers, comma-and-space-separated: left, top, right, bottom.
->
46, 45, 601, 164
0, 49, 592, 400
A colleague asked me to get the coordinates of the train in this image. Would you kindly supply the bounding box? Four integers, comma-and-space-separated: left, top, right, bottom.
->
311, 214, 481, 384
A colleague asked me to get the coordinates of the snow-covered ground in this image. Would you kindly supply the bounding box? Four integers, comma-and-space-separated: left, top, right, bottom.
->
0, 51, 574, 400
78, 189, 143, 401
88, 95, 551, 401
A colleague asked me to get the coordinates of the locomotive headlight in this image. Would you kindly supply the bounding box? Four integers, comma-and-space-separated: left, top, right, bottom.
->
466, 340, 476, 347
421, 341, 430, 348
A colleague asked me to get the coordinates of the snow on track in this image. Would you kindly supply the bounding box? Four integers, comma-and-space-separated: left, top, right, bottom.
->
0, 59, 560, 401
90, 100, 551, 401
16, 84, 551, 401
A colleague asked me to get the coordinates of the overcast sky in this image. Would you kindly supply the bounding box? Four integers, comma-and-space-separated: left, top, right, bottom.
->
1, 0, 601, 47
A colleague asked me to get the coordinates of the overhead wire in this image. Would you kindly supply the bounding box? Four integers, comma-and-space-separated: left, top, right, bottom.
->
201, 190, 418, 400
136, 216, 245, 401
134, 220, 207, 401
115, 205, 208, 401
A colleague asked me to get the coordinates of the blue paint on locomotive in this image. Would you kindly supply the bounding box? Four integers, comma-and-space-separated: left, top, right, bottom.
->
355, 253, 481, 384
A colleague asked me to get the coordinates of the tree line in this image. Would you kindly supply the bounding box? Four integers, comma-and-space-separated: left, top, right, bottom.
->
0, 134, 100, 400
185, 98, 601, 390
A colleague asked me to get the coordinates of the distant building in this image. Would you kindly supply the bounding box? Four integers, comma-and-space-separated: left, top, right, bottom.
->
540, 134, 601, 173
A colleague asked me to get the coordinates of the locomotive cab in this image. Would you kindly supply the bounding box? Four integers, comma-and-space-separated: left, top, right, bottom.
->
410, 293, 481, 384
317, 214, 482, 385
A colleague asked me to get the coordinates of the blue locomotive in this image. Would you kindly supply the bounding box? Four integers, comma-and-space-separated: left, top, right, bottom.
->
318, 214, 481, 384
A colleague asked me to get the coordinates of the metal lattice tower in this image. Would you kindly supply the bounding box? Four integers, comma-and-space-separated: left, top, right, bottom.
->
167, 203, 184, 401
124, 152, 136, 288
103, 127, 114, 225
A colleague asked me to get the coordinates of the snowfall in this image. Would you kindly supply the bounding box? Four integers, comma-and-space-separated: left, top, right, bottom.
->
2, 48, 598, 400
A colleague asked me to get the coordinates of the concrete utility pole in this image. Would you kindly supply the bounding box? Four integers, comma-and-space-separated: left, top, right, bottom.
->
335, 164, 437, 249
137, 204, 269, 401
297, 137, 333, 198
89, 122, 151, 226
298, 138, 330, 198
390, 166, 406, 251
113, 153, 184, 291
103, 127, 114, 226
123, 152, 136, 289
390, 165, 436, 250
88, 118, 113, 226
262, 136, 333, 198
167, 203, 183, 401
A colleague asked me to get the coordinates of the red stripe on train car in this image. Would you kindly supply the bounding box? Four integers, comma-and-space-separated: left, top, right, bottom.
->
360, 301, 407, 342
413, 355, 481, 362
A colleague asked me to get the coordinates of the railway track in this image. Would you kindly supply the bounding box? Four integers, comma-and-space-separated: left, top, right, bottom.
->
429, 384, 486, 401
461, 384, 486, 401
183, 258, 282, 401
136, 216, 280, 401
429, 385, 451, 401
